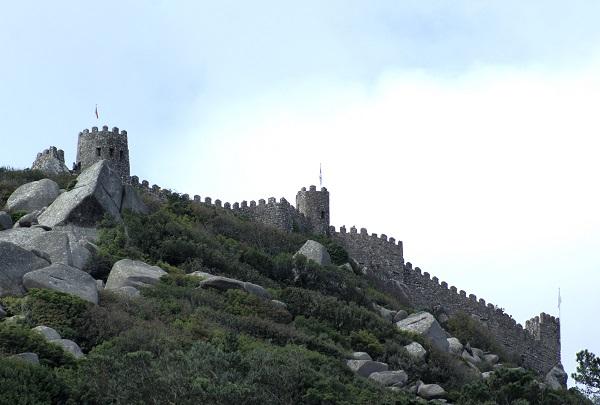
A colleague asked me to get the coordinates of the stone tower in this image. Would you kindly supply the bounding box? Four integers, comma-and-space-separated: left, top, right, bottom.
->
296, 185, 330, 235
76, 125, 130, 182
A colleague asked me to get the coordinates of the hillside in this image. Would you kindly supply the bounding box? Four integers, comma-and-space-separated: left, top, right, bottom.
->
0, 163, 591, 404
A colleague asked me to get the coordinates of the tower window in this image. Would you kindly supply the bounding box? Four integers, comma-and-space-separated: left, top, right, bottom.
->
321, 211, 325, 219
109, 148, 114, 158
96, 147, 101, 157
119, 150, 124, 160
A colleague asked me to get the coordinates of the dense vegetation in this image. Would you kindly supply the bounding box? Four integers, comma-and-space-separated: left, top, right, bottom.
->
0, 169, 592, 404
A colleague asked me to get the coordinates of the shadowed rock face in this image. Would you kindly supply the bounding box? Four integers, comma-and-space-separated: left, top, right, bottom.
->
5, 179, 60, 213
0, 241, 49, 297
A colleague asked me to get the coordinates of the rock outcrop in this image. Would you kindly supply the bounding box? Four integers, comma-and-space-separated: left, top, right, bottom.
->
345, 360, 389, 378
5, 179, 60, 213
368, 370, 408, 387
105, 259, 167, 293
38, 161, 123, 227
417, 383, 447, 400
294, 240, 331, 266
0, 241, 50, 297
191, 271, 272, 300
396, 312, 449, 352
545, 364, 568, 390
404, 342, 427, 361
23, 263, 99, 304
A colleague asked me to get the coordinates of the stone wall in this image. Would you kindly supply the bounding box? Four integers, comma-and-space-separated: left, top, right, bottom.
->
330, 224, 560, 374
130, 177, 313, 232
76, 126, 130, 182
401, 263, 560, 374
128, 176, 560, 374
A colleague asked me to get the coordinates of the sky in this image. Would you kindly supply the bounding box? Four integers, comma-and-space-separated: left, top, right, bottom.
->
1, 1, 600, 386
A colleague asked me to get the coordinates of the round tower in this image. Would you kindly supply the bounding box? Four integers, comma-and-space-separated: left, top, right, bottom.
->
76, 125, 130, 182
296, 185, 330, 235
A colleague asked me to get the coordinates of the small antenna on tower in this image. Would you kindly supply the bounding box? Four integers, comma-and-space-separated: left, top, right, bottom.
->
319, 163, 323, 187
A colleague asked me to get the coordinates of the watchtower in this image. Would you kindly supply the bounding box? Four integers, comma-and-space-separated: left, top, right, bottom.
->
76, 125, 130, 182
296, 185, 330, 235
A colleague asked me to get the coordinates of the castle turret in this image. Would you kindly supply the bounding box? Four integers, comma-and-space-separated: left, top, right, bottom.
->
296, 185, 330, 235
525, 312, 561, 372
76, 125, 130, 182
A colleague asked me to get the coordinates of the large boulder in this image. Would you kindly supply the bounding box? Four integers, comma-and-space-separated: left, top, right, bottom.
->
190, 271, 272, 300
396, 312, 449, 352
5, 179, 60, 213
350, 352, 372, 361
0, 227, 46, 246
404, 342, 427, 361
0, 227, 93, 270
447, 337, 464, 355
23, 263, 99, 304
294, 240, 331, 266
0, 241, 49, 297
10, 352, 40, 365
22, 231, 73, 266
38, 161, 123, 227
545, 364, 568, 390
31, 325, 61, 341
417, 383, 447, 400
368, 370, 408, 387
50, 339, 84, 359
0, 211, 12, 230
373, 303, 396, 322
346, 360, 389, 377
121, 184, 148, 214
105, 259, 167, 291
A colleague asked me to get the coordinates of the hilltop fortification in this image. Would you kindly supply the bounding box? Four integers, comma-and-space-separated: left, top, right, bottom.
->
38, 124, 562, 375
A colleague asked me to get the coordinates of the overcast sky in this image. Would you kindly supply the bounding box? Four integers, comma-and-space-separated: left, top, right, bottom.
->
1, 1, 599, 384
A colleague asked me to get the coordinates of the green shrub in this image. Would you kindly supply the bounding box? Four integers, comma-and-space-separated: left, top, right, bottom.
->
455, 367, 592, 404
446, 312, 515, 363
0, 357, 68, 404
0, 324, 74, 367
349, 329, 384, 357
23, 289, 91, 343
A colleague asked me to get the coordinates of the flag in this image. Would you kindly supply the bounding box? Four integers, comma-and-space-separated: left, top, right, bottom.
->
319, 163, 322, 187
95, 105, 99, 120
558, 288, 562, 310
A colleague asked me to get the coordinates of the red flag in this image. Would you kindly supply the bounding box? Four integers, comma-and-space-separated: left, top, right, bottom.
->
95, 105, 99, 119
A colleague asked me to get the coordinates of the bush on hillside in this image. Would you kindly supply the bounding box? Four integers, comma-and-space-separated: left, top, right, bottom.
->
0, 357, 68, 404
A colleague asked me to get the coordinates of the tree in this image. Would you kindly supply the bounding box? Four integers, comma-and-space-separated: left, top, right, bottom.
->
572, 349, 600, 402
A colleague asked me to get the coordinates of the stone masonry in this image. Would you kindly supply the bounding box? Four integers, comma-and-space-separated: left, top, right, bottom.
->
75, 126, 130, 182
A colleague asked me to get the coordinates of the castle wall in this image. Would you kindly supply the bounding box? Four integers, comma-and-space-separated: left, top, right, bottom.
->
330, 224, 560, 374
77, 126, 130, 182
128, 175, 560, 374
130, 177, 312, 233
402, 263, 560, 374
